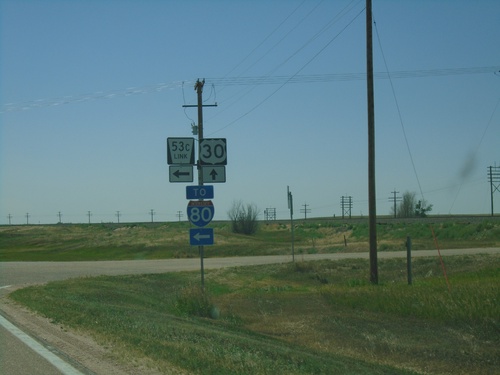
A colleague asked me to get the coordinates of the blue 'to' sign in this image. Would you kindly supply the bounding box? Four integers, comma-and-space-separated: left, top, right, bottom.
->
187, 200, 214, 227
186, 185, 214, 200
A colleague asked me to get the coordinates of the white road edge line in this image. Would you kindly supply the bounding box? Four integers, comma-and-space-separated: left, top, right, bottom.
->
0, 285, 12, 289
0, 314, 84, 375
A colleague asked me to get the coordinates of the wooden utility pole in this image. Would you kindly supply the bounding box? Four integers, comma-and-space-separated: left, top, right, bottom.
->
287, 186, 295, 262
366, 0, 378, 284
300, 203, 311, 220
196, 80, 206, 289
183, 79, 217, 290
176, 211, 183, 222
389, 190, 401, 218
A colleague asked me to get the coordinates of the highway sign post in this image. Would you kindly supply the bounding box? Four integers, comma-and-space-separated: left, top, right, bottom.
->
168, 79, 228, 290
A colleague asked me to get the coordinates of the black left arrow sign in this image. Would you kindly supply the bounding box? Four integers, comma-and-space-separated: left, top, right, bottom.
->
174, 170, 190, 178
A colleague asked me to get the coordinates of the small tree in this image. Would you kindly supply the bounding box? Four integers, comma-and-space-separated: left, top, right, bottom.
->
227, 200, 259, 235
397, 191, 417, 218
396, 191, 432, 218
415, 199, 433, 217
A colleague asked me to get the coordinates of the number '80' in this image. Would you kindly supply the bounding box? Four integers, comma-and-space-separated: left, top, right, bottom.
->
189, 207, 213, 225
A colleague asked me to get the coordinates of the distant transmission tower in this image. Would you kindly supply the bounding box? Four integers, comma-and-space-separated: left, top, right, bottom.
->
341, 196, 353, 219
488, 165, 500, 216
116, 211, 121, 223
7, 214, 12, 225
150, 209, 155, 223
264, 208, 276, 221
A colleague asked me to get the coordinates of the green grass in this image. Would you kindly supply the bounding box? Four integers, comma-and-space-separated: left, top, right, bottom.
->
10, 255, 499, 374
1, 218, 499, 261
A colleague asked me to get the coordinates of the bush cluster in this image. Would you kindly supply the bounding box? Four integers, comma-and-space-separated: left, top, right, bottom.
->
227, 201, 259, 235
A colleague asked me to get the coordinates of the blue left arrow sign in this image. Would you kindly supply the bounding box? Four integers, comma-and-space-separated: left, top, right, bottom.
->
189, 228, 214, 246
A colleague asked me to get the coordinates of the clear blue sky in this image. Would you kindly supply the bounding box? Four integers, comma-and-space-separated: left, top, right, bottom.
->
1, 0, 499, 225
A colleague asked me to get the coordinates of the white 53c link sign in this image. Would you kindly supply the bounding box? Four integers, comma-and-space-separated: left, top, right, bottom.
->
167, 137, 195, 165
199, 138, 227, 165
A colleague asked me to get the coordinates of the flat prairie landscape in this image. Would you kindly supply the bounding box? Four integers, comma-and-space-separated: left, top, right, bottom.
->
2, 217, 499, 374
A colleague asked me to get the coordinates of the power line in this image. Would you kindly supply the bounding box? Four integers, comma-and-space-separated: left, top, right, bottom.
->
449, 96, 500, 213
208, 6, 366, 136
373, 18, 425, 201
2, 67, 498, 114
1, 81, 187, 114
208, 67, 500, 86
220, 0, 310, 80
207, 0, 364, 123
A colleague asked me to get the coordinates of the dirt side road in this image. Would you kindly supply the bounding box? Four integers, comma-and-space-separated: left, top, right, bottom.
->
1, 248, 499, 375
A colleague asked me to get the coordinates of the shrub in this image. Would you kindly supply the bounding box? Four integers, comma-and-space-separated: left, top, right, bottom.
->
227, 200, 259, 235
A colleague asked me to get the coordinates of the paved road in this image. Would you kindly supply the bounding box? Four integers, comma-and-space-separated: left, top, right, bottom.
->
3, 248, 499, 295
1, 248, 499, 374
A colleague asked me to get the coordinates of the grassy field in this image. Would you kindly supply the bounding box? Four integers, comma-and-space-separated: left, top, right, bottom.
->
10, 254, 499, 374
1, 217, 499, 261
3, 218, 500, 373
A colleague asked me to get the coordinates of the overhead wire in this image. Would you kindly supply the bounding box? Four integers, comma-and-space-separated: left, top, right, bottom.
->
2, 67, 499, 114
448, 94, 500, 212
203, 83, 216, 104
207, 4, 366, 135
181, 81, 195, 124
206, 0, 329, 122
260, 0, 363, 78
373, 18, 425, 201
233, 0, 327, 81
220, 0, 309, 81
208, 66, 500, 86
1, 80, 189, 114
